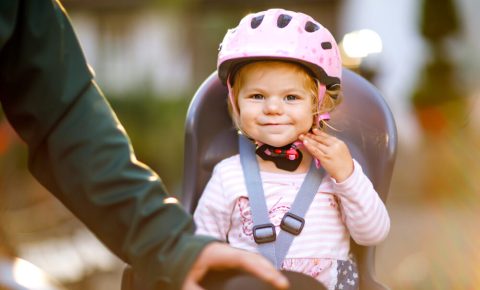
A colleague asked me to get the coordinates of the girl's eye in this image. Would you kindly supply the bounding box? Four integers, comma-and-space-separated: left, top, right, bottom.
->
285, 95, 298, 101
251, 94, 264, 100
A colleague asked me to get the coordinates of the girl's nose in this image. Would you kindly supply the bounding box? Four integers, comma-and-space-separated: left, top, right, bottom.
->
263, 97, 283, 114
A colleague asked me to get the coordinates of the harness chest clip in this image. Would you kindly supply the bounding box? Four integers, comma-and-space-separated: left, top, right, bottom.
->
253, 223, 277, 244
280, 212, 305, 235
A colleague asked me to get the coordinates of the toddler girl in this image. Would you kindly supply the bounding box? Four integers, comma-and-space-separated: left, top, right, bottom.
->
194, 8, 390, 290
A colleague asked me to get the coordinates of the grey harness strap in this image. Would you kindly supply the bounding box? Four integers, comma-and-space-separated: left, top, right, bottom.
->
239, 134, 277, 265
238, 135, 325, 268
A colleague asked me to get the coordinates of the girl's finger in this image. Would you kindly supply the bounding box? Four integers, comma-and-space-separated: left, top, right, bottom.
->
302, 137, 329, 157
307, 131, 334, 146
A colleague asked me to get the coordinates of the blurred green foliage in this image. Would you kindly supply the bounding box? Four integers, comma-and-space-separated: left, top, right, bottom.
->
420, 0, 460, 43
411, 0, 464, 132
411, 58, 463, 109
108, 93, 191, 197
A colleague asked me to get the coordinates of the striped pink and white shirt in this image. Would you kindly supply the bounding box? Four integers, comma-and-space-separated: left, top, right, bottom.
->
194, 155, 390, 289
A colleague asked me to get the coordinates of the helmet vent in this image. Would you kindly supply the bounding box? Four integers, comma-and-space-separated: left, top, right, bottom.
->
277, 14, 292, 28
321, 42, 333, 49
251, 15, 264, 29
305, 21, 320, 32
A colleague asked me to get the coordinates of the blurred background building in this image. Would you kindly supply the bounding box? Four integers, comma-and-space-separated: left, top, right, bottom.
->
1, 0, 479, 289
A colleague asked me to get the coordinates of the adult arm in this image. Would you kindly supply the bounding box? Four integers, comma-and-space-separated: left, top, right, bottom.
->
0, 1, 214, 289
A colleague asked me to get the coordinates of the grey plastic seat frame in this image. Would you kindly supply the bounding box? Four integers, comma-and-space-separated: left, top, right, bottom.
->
120, 68, 397, 290
181, 68, 397, 290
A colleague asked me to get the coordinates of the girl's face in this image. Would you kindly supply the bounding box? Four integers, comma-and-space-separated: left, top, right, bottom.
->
235, 61, 315, 147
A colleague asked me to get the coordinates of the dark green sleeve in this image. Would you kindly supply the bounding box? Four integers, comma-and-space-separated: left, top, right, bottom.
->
0, 1, 214, 289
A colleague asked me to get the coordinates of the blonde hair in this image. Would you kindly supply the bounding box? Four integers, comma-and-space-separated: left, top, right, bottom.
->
228, 60, 342, 130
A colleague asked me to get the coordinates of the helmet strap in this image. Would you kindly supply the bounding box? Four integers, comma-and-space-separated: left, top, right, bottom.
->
227, 74, 239, 116
255, 142, 303, 172
315, 80, 330, 125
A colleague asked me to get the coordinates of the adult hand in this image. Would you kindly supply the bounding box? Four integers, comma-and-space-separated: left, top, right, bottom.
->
299, 128, 354, 182
182, 242, 289, 290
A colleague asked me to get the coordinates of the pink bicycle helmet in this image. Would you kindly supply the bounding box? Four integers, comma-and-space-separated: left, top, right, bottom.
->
217, 8, 342, 88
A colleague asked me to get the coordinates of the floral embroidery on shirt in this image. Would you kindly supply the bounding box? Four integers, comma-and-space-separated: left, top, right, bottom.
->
282, 258, 333, 278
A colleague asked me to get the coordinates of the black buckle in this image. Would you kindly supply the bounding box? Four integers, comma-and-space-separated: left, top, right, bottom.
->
280, 212, 305, 235
252, 223, 276, 244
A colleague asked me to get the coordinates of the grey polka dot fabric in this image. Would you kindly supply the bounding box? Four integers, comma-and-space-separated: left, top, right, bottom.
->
335, 256, 359, 290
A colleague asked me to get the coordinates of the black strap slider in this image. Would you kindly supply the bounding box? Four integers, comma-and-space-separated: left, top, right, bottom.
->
252, 223, 276, 244
280, 212, 305, 235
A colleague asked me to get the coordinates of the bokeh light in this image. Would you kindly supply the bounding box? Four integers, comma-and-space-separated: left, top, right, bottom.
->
342, 29, 383, 58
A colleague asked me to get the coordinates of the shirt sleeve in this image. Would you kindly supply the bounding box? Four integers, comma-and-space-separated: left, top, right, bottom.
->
0, 1, 214, 289
331, 159, 390, 246
194, 164, 231, 241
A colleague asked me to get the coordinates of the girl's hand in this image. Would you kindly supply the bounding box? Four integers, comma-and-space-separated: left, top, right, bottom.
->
299, 128, 354, 182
